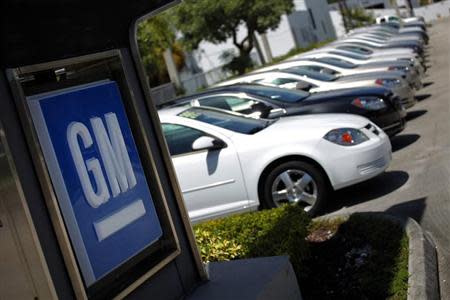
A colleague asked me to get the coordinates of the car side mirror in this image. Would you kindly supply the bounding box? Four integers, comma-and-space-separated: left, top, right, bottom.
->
268, 108, 287, 118
296, 81, 313, 92
251, 102, 272, 119
192, 136, 226, 151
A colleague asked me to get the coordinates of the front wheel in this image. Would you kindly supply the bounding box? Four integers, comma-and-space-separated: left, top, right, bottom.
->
261, 161, 329, 216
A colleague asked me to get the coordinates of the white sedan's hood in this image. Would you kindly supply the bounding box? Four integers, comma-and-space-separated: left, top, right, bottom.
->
259, 114, 369, 139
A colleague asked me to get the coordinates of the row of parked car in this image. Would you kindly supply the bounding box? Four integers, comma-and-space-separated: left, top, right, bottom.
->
157, 16, 429, 223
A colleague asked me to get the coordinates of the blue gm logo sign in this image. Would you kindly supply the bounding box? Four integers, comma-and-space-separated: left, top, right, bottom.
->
28, 80, 163, 287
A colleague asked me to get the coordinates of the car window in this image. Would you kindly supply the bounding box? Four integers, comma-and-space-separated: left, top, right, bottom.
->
162, 123, 206, 156
198, 95, 264, 116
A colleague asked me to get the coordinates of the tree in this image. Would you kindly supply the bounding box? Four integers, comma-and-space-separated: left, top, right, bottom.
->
172, 0, 294, 75
137, 14, 185, 86
343, 7, 375, 30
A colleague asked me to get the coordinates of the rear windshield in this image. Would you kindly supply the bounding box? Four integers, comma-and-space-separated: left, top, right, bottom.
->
314, 57, 357, 69
329, 50, 368, 60
283, 67, 337, 82
337, 45, 373, 55
179, 107, 273, 134
236, 84, 309, 103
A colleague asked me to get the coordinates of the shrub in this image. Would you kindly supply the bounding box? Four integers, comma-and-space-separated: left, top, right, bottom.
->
194, 205, 311, 273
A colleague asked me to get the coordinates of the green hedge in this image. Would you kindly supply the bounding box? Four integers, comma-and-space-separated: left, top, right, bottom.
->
194, 205, 311, 274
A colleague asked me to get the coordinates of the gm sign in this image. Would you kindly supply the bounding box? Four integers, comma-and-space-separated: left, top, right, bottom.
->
28, 80, 163, 287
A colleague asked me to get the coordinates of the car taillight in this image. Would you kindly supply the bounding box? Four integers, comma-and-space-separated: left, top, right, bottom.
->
375, 78, 401, 88
388, 66, 409, 72
352, 97, 387, 110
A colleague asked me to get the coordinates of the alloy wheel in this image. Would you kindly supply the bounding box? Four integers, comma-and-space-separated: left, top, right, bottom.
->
271, 169, 318, 212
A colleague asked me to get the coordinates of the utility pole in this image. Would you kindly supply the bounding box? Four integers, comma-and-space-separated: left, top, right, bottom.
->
253, 33, 266, 65
260, 33, 273, 64
406, 0, 415, 16
338, 0, 350, 33
163, 48, 182, 89
390, 0, 401, 17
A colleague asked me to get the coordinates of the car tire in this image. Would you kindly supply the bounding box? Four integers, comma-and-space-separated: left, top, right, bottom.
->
261, 160, 329, 216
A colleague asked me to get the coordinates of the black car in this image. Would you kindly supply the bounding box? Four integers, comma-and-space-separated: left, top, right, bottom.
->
161, 84, 407, 137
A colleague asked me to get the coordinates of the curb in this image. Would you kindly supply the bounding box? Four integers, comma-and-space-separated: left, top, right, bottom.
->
315, 212, 440, 300
405, 218, 440, 300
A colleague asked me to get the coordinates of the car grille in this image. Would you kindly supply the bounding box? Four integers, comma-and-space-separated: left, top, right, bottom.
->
364, 123, 380, 135
358, 156, 387, 175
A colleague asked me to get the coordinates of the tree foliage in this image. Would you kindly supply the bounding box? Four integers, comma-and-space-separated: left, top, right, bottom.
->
137, 14, 185, 86
172, 0, 294, 74
343, 7, 375, 30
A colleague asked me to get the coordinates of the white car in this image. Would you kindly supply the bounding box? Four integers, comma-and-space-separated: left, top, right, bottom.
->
214, 70, 398, 92
330, 42, 417, 58
213, 69, 415, 107
159, 107, 392, 222
295, 51, 423, 73
303, 46, 419, 63
376, 15, 425, 25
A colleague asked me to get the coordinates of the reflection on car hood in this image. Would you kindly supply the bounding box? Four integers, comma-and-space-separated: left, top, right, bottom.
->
304, 86, 391, 102
261, 113, 369, 136
336, 71, 405, 82
359, 60, 412, 68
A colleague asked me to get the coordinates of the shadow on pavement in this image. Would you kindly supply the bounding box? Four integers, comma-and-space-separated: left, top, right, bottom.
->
423, 81, 434, 88
416, 94, 432, 102
391, 134, 421, 152
406, 109, 427, 121
324, 171, 410, 214
384, 197, 427, 223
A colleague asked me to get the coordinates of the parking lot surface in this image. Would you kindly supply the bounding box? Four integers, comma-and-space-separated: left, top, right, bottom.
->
326, 18, 450, 298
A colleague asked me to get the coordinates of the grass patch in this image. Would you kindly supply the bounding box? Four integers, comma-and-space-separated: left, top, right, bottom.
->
195, 208, 409, 299
194, 205, 311, 275
301, 214, 409, 299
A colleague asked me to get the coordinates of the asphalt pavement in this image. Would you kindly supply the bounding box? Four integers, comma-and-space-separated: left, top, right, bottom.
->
325, 18, 450, 299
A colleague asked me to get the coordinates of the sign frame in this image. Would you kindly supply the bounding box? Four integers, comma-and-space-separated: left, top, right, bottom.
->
7, 50, 182, 300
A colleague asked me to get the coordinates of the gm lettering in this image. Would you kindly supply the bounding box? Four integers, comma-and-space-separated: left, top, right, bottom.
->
67, 112, 136, 208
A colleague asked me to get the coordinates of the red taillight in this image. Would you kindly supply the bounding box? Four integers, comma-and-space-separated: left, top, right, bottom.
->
388, 66, 396, 71
341, 132, 353, 144
352, 98, 363, 108
375, 79, 384, 86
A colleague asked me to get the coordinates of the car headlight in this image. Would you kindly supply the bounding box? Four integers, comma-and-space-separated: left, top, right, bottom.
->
324, 128, 369, 146
388, 65, 410, 72
375, 78, 401, 88
351, 97, 387, 110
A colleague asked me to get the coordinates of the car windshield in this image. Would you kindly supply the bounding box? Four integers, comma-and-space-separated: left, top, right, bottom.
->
314, 57, 357, 69
178, 107, 274, 134
236, 85, 309, 103
284, 67, 337, 81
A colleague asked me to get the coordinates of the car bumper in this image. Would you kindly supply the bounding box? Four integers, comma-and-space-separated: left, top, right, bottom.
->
406, 69, 423, 89
382, 117, 406, 137
358, 107, 405, 138
316, 129, 392, 190
392, 85, 416, 109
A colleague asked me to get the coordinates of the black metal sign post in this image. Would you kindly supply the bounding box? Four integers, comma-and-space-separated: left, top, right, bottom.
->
0, 1, 207, 299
